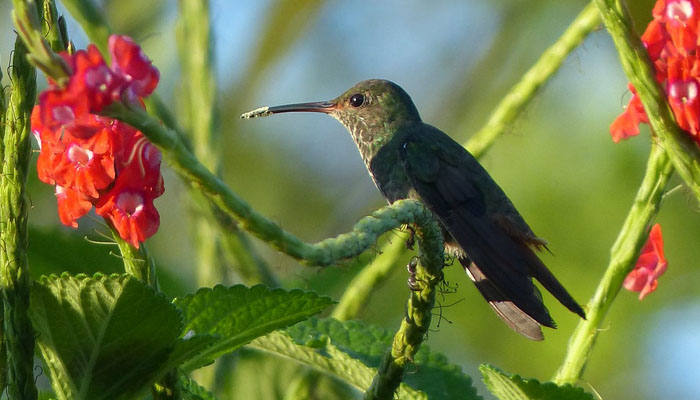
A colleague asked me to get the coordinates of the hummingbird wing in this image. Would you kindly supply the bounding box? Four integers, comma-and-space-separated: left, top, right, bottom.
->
399, 124, 584, 339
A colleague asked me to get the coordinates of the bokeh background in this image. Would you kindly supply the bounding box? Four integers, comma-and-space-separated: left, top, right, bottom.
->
1, 0, 698, 399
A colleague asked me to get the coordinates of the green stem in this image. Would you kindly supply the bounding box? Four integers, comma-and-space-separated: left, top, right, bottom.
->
112, 229, 158, 289
0, 33, 38, 400
464, 1, 601, 157
595, 0, 700, 201
364, 217, 444, 400
554, 141, 673, 384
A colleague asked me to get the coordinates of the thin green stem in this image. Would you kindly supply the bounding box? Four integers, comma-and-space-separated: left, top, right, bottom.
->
595, 0, 700, 201
112, 229, 158, 288
554, 141, 673, 384
0, 31, 38, 400
464, 1, 601, 157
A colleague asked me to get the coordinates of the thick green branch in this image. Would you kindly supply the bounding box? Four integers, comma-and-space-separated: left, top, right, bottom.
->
364, 219, 444, 400
1, 32, 38, 400
554, 141, 673, 384
595, 0, 700, 200
464, 1, 600, 157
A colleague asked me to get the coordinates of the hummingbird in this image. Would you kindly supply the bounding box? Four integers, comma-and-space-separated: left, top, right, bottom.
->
242, 79, 585, 340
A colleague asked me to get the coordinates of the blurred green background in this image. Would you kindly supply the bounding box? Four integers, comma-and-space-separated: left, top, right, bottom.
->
2, 0, 699, 399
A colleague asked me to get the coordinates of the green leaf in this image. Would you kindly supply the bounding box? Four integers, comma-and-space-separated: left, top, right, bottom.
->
250, 330, 426, 399
249, 318, 481, 399
286, 318, 481, 399
29, 273, 183, 400
480, 364, 594, 400
179, 375, 219, 400
173, 284, 333, 371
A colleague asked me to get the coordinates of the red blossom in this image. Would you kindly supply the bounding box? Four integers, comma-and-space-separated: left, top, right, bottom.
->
55, 185, 93, 228
623, 224, 668, 300
611, 0, 700, 145
31, 34, 163, 248
108, 35, 159, 101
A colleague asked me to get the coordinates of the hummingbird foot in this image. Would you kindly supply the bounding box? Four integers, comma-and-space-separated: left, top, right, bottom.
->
403, 224, 416, 250
406, 257, 421, 290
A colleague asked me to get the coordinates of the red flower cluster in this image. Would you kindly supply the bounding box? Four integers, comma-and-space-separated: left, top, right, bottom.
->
31, 35, 163, 248
611, 0, 700, 143
623, 224, 668, 300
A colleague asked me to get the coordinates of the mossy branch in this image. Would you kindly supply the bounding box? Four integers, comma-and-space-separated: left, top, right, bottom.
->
1, 23, 38, 400
554, 141, 673, 384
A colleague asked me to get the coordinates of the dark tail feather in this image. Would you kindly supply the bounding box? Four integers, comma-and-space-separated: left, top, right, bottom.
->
461, 257, 550, 341
522, 247, 586, 320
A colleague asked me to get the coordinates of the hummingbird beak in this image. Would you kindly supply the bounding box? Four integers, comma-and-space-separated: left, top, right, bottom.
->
241, 101, 336, 119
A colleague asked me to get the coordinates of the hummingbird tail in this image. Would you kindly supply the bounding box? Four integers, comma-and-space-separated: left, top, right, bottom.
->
461, 257, 550, 341
523, 249, 587, 320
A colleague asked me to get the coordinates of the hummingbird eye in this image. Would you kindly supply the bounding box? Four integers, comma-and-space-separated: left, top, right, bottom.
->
349, 93, 365, 107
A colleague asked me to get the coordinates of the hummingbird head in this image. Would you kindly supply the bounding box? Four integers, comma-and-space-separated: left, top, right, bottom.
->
242, 79, 422, 161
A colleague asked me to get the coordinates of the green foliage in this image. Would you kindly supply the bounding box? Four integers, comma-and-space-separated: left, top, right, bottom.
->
179, 375, 219, 400
29, 275, 333, 399
248, 318, 481, 399
480, 364, 593, 400
173, 284, 334, 371
29, 273, 182, 400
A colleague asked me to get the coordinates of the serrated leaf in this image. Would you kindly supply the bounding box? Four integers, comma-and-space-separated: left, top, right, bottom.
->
286, 318, 481, 400
30, 274, 183, 400
179, 375, 219, 400
173, 284, 333, 371
250, 330, 426, 399
480, 364, 594, 400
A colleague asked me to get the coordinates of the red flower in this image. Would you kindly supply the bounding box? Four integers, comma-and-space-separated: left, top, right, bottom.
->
96, 186, 160, 249
623, 224, 668, 300
109, 35, 159, 102
32, 34, 163, 248
611, 0, 700, 145
55, 185, 93, 228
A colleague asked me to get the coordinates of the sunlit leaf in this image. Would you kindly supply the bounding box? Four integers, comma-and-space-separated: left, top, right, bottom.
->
173, 284, 333, 371
250, 318, 481, 399
250, 330, 426, 399
30, 273, 183, 400
480, 364, 593, 400
179, 375, 219, 400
